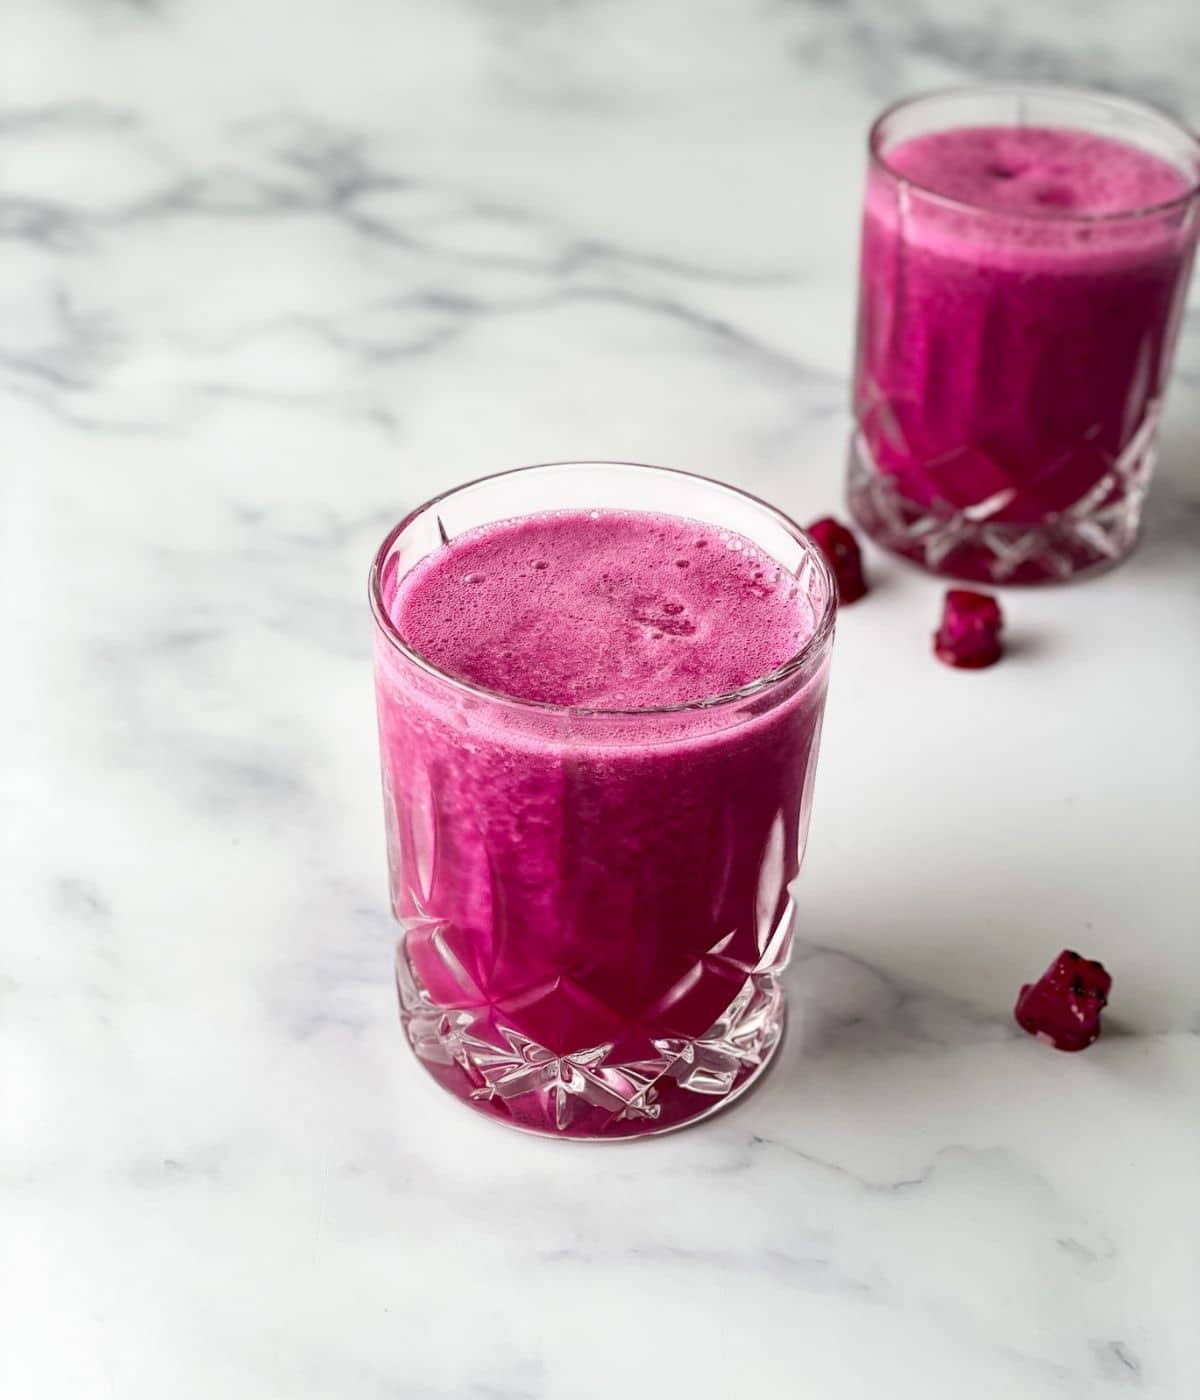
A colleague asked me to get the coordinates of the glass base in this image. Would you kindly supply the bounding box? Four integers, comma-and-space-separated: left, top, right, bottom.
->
847, 430, 1153, 585
394, 909, 793, 1140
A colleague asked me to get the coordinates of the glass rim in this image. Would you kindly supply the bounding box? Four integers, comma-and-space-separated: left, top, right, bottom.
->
368, 459, 838, 720
868, 82, 1200, 224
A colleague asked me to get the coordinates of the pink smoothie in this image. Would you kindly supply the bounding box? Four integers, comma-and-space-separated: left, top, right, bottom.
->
374, 509, 831, 1135
854, 124, 1197, 581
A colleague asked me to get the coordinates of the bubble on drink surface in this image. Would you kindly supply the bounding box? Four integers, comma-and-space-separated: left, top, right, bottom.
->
463, 572, 485, 584
533, 561, 549, 570
675, 559, 690, 568
1035, 183, 1076, 208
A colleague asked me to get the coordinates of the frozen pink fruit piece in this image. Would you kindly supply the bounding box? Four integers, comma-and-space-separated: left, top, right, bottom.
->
808, 517, 867, 604
934, 589, 1003, 668
1014, 950, 1112, 1052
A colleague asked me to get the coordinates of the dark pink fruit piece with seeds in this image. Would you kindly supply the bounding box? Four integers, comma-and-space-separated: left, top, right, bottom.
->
808, 517, 867, 604
934, 589, 1003, 669
1014, 950, 1112, 1052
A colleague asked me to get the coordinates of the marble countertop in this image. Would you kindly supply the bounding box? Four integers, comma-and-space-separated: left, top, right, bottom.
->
4, 1, 1199, 1396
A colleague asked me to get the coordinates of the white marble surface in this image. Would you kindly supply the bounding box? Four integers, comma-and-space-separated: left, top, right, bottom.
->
4, 1, 1200, 1396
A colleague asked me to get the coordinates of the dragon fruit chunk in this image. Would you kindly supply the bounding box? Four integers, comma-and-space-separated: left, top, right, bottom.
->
934, 588, 1003, 669
1014, 950, 1112, 1052
808, 517, 868, 604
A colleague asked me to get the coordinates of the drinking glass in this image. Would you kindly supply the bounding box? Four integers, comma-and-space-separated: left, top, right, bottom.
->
370, 462, 836, 1138
849, 85, 1200, 583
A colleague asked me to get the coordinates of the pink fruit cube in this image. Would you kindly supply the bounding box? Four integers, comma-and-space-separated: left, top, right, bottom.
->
1014, 950, 1112, 1052
934, 588, 1003, 669
808, 517, 868, 604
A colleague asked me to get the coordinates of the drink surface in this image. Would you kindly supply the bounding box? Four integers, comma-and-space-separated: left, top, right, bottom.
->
390, 509, 814, 710
883, 124, 1188, 221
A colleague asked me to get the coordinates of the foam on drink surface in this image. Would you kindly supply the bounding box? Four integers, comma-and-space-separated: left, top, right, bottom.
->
391, 509, 814, 710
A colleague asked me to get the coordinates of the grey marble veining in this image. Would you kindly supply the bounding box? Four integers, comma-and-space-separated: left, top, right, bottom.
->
3, 1, 1199, 1396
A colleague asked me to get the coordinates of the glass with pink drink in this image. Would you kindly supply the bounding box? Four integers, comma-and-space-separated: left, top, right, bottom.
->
850, 85, 1200, 584
370, 462, 836, 1138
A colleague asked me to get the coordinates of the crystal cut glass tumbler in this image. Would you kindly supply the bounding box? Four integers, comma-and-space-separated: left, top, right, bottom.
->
849, 85, 1200, 584
370, 463, 836, 1139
